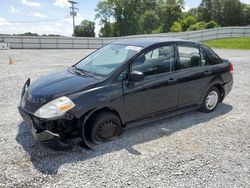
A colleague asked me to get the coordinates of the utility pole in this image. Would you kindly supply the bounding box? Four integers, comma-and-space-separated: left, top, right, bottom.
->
68, 0, 78, 36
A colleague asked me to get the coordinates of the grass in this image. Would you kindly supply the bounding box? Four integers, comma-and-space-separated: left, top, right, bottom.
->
204, 37, 250, 49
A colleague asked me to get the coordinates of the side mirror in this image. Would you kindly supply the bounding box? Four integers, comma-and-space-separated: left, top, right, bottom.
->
128, 71, 144, 82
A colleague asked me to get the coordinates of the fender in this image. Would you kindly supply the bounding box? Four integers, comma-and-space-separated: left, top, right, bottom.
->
198, 76, 224, 104
80, 106, 123, 149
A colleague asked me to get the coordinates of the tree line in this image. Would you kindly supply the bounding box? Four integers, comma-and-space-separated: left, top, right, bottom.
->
75, 0, 250, 37
0, 32, 61, 37
2, 0, 249, 37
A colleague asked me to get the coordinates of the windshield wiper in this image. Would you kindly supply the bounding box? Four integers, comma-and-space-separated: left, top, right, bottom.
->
71, 66, 95, 78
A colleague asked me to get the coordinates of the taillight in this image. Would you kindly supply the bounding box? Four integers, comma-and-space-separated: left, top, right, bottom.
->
229, 63, 234, 74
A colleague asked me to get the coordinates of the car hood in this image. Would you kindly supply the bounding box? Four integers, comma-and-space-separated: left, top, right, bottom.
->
28, 69, 100, 103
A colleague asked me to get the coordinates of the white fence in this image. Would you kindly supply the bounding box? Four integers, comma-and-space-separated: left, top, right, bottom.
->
1, 26, 250, 49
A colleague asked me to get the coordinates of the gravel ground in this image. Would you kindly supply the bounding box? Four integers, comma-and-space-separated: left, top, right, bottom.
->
0, 48, 249, 188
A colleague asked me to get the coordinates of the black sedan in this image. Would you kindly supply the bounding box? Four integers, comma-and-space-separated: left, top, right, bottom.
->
18, 38, 233, 150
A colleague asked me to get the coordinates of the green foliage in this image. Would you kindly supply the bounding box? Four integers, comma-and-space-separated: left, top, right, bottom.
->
206, 20, 219, 29
5, 33, 61, 37
197, 0, 247, 26
170, 21, 182, 32
96, 0, 184, 36
96, 0, 144, 36
198, 0, 212, 22
243, 5, 250, 25
75, 20, 95, 37
94, 0, 250, 36
42, 34, 61, 37
15, 32, 38, 36
152, 25, 164, 34
223, 0, 243, 26
180, 15, 197, 31
141, 10, 160, 34
184, 20, 220, 31
99, 22, 115, 37
186, 8, 198, 18
157, 0, 184, 32
188, 22, 207, 31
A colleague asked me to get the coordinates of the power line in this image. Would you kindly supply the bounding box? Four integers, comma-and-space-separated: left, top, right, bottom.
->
0, 17, 70, 24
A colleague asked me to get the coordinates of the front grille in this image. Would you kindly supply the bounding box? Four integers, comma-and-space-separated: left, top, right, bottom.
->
24, 100, 41, 114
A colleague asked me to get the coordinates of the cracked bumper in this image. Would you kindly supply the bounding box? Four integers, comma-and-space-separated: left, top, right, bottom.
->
18, 106, 71, 150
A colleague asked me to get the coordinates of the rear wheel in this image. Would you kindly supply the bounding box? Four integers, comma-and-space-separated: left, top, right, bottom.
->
90, 111, 122, 144
201, 87, 220, 113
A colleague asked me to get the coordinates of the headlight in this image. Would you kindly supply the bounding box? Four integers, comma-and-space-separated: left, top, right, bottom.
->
34, 96, 75, 119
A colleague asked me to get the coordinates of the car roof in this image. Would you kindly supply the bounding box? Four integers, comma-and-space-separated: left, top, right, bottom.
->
113, 38, 199, 48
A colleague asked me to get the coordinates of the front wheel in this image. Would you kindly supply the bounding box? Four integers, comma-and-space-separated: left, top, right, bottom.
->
201, 87, 220, 113
90, 111, 122, 144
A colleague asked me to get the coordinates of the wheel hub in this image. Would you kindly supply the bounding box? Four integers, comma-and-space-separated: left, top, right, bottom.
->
206, 91, 219, 110
96, 120, 119, 140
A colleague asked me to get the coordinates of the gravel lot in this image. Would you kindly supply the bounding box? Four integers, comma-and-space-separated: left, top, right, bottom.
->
0, 48, 249, 187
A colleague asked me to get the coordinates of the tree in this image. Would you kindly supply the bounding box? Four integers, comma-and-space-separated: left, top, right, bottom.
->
197, 0, 245, 26
243, 4, 250, 25
75, 20, 95, 37
152, 24, 164, 34
188, 22, 207, 31
96, 0, 143, 36
42, 34, 61, 37
186, 8, 198, 18
223, 0, 243, 26
212, 0, 223, 24
95, 0, 247, 36
141, 10, 160, 34
170, 21, 182, 32
140, 0, 157, 13
96, 0, 185, 36
16, 32, 38, 36
156, 0, 184, 32
206, 20, 220, 29
99, 22, 115, 37
180, 15, 197, 31
198, 0, 212, 22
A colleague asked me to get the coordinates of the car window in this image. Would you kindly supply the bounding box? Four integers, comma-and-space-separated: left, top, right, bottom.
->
131, 45, 175, 77
201, 45, 223, 65
178, 46, 201, 69
75, 44, 141, 76
92, 48, 127, 66
117, 67, 129, 81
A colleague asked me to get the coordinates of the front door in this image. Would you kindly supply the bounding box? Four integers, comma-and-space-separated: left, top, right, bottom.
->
122, 44, 179, 122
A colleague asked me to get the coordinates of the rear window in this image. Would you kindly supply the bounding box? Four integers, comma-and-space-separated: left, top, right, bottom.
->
201, 45, 223, 65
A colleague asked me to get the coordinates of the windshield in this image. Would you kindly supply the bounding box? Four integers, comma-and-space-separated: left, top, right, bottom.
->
75, 44, 142, 76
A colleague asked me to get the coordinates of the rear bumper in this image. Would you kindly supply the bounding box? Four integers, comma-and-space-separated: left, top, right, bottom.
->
18, 106, 71, 150
223, 78, 233, 97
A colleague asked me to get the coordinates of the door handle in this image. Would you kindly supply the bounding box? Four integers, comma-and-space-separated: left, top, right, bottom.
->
167, 78, 177, 84
204, 70, 212, 76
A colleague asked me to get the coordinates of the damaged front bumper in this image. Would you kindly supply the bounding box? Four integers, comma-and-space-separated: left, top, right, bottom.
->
18, 79, 92, 150
18, 106, 93, 150
18, 106, 73, 150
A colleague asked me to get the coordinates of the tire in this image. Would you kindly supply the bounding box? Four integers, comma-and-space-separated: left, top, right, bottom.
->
90, 111, 122, 144
201, 87, 220, 113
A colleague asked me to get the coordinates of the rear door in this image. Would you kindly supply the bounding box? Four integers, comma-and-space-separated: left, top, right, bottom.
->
122, 44, 179, 122
176, 43, 213, 108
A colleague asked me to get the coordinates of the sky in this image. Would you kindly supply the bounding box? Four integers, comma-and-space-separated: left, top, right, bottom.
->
0, 0, 250, 36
